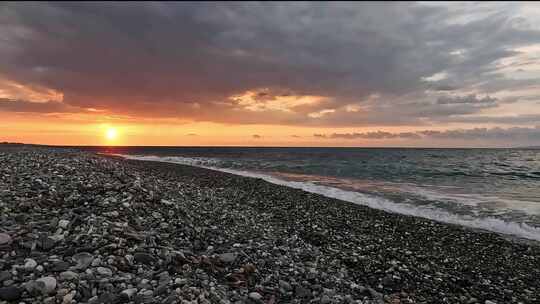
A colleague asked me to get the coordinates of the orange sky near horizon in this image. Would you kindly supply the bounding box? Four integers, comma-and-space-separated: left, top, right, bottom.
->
0, 111, 523, 148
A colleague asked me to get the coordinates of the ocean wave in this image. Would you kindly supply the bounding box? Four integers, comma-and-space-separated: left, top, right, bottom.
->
119, 154, 540, 241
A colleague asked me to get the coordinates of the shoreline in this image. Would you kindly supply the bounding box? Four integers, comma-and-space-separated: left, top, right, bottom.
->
0, 146, 539, 303
117, 153, 540, 245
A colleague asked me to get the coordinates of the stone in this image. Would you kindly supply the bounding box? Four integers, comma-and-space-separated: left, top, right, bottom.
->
0, 233, 12, 245
62, 290, 76, 304
58, 219, 70, 229
72, 252, 94, 269
0, 286, 22, 301
295, 286, 311, 298
161, 199, 174, 206
249, 292, 262, 300
38, 235, 56, 250
91, 257, 102, 267
0, 271, 12, 283
57, 288, 69, 297
97, 292, 117, 303
218, 252, 237, 263
368, 288, 384, 302
158, 271, 171, 284
134, 252, 156, 265
135, 290, 154, 304
60, 271, 79, 281
320, 295, 331, 304
485, 301, 497, 304
96, 267, 112, 277
24, 258, 38, 271
0, 286, 21, 301
121, 288, 137, 299
50, 261, 71, 272
279, 280, 291, 291
36, 276, 57, 294
155, 283, 168, 295
24, 281, 40, 295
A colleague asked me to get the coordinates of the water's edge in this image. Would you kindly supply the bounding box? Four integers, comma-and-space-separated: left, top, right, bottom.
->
118, 154, 540, 242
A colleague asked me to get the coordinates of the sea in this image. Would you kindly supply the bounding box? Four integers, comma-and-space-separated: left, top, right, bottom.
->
83, 147, 540, 241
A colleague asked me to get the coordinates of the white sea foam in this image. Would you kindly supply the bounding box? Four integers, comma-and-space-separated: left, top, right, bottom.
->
119, 154, 540, 241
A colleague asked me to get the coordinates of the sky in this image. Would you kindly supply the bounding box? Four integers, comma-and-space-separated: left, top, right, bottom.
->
2, 2, 540, 147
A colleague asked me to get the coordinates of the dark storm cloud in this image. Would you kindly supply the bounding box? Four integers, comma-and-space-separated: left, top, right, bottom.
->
1, 2, 540, 125
0, 98, 84, 113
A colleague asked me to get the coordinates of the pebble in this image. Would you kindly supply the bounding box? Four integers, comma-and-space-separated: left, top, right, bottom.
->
320, 295, 331, 304
58, 220, 70, 229
62, 290, 76, 304
121, 288, 137, 299
35, 276, 57, 294
0, 286, 21, 301
38, 236, 56, 250
296, 285, 311, 298
0, 147, 538, 304
218, 252, 237, 263
50, 261, 70, 272
72, 252, 94, 270
0, 233, 12, 245
248, 292, 262, 300
59, 271, 79, 281
134, 252, 156, 265
96, 267, 113, 277
24, 258, 38, 271
279, 280, 291, 291
0, 271, 11, 283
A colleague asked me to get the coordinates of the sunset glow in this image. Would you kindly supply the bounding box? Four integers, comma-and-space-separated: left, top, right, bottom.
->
2, 2, 540, 147
105, 128, 118, 141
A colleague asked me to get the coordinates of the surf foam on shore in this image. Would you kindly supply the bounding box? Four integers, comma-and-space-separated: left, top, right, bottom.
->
120, 154, 540, 242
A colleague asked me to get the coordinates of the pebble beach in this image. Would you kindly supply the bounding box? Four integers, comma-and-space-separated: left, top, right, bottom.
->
1, 146, 539, 304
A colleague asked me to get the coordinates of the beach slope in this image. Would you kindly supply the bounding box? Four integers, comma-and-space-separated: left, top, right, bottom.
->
0, 146, 539, 303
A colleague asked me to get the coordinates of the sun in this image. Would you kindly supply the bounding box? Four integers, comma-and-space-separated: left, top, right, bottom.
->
105, 128, 118, 141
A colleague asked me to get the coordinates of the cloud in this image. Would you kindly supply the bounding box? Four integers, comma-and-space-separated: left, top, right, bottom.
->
0, 3, 540, 127
252, 134, 261, 139
417, 127, 540, 140
0, 98, 84, 113
325, 131, 421, 140
317, 126, 540, 142
436, 114, 540, 124
436, 94, 497, 104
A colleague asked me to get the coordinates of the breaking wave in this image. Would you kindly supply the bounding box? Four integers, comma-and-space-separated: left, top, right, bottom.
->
119, 154, 540, 241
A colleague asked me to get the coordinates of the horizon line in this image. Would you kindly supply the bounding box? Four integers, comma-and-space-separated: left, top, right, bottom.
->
2, 142, 537, 149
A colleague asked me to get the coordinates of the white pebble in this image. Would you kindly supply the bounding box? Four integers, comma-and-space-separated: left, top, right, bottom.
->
24, 258, 37, 271
249, 292, 262, 300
